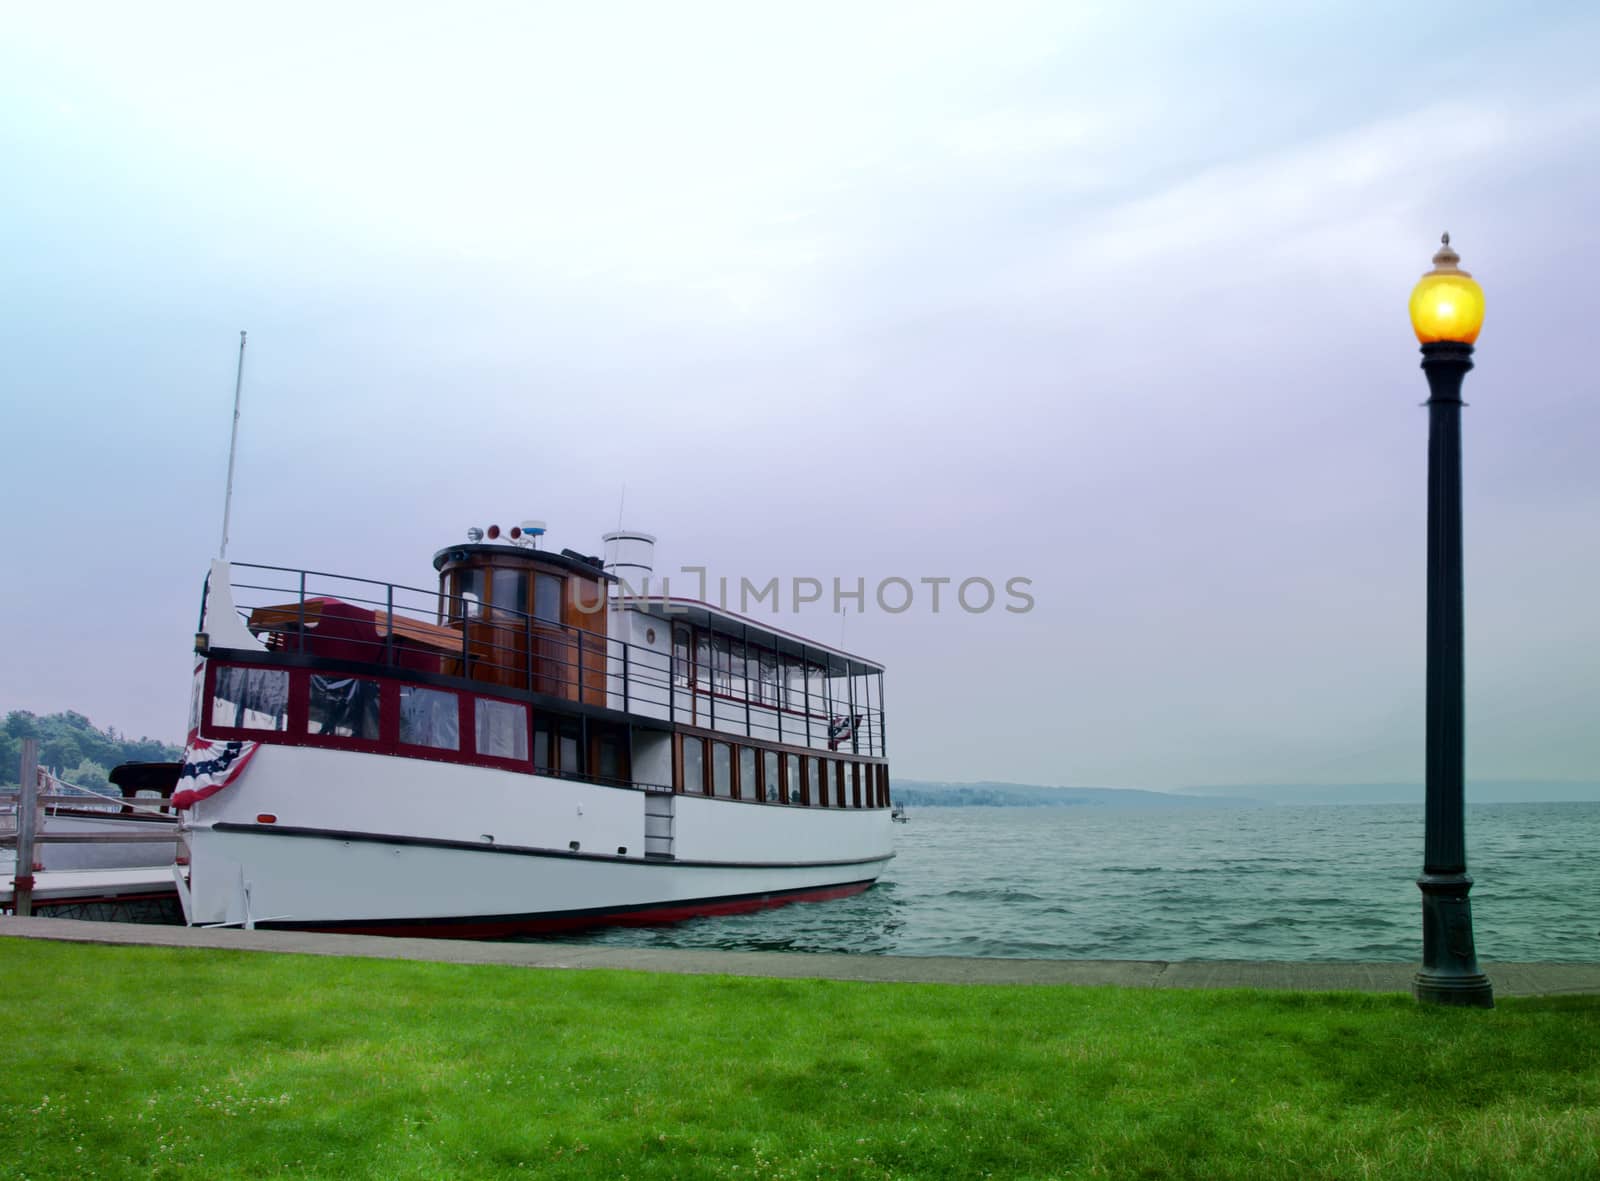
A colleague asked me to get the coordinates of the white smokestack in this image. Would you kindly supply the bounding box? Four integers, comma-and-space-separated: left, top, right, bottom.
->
602, 530, 655, 589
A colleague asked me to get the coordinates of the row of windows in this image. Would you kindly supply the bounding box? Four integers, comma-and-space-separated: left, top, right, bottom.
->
207, 667, 624, 777
679, 735, 887, 808
443, 568, 565, 625
671, 625, 875, 722
212, 666, 478, 752
206, 666, 885, 807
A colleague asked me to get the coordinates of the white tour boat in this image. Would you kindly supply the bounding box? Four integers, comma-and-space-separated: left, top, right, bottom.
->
156, 526, 894, 936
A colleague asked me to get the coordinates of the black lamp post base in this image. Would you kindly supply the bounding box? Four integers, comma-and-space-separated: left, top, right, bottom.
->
1414, 873, 1494, 1008
1414, 973, 1494, 1007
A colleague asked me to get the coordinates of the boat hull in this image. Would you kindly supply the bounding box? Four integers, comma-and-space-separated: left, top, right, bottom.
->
181, 744, 894, 935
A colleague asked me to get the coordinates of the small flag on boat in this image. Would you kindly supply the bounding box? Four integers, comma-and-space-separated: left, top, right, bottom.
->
170, 739, 261, 810
828, 714, 863, 750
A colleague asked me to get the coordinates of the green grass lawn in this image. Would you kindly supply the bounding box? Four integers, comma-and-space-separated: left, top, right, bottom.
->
3, 941, 1598, 1180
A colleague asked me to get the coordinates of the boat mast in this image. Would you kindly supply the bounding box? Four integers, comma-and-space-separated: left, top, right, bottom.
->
219, 329, 247, 560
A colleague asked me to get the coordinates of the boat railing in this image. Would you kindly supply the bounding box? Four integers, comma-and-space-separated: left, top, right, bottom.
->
217, 562, 886, 757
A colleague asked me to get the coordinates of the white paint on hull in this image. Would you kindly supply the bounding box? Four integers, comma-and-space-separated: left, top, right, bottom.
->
184, 744, 893, 929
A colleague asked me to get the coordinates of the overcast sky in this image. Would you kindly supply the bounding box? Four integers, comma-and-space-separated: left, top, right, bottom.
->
2, 2, 1596, 789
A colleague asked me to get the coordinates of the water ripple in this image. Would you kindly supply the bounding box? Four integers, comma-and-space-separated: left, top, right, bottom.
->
534, 802, 1600, 963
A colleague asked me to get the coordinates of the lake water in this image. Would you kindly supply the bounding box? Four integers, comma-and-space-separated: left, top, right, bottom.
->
546, 803, 1600, 962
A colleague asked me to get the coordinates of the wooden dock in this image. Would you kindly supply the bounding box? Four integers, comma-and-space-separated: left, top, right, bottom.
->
3, 737, 180, 921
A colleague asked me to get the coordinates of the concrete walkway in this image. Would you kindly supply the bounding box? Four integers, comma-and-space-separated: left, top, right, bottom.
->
4, 916, 1599, 996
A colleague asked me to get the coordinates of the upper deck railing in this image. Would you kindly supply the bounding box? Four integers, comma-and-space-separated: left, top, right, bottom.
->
212, 562, 886, 758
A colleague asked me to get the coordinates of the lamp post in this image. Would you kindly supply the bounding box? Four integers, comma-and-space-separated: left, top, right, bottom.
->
1409, 233, 1493, 1008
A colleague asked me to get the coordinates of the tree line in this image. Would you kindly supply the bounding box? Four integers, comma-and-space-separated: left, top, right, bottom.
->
2, 711, 181, 795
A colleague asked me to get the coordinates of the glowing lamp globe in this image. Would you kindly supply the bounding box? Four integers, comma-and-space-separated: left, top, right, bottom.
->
1409, 233, 1485, 344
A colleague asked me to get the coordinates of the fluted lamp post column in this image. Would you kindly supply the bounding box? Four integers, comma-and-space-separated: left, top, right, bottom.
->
1409, 233, 1493, 1008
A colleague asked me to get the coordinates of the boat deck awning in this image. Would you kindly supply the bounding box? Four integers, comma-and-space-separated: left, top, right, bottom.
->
620, 596, 884, 676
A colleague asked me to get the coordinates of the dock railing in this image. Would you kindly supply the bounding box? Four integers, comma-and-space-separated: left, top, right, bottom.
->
2, 742, 176, 918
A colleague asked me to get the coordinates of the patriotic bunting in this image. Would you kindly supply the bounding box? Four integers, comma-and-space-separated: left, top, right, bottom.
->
170, 739, 260, 810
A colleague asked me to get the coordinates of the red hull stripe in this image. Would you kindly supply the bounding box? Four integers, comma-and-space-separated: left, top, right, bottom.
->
259, 878, 876, 939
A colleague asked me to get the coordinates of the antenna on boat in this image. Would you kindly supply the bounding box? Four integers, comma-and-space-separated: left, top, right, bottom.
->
218, 330, 248, 560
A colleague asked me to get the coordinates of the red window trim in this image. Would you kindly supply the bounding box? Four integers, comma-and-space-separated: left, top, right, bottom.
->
202, 661, 537, 776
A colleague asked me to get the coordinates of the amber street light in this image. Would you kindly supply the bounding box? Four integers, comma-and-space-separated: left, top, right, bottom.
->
1409, 234, 1493, 1007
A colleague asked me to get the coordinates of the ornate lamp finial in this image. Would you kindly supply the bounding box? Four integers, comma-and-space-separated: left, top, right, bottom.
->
1431, 233, 1463, 273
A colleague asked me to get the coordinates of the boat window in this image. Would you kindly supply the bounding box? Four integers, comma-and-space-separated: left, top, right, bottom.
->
558, 724, 581, 774
492, 569, 529, 623
763, 749, 780, 802
784, 753, 801, 805
711, 637, 733, 694
595, 732, 625, 782
476, 698, 528, 761
739, 643, 758, 697
783, 657, 807, 710
400, 686, 459, 750
682, 736, 705, 793
211, 667, 289, 731
834, 761, 848, 808
449, 569, 484, 622
808, 756, 823, 807
308, 676, 381, 740
673, 626, 693, 688
711, 742, 733, 797
807, 663, 825, 711
533, 720, 553, 771
189, 665, 203, 735
738, 747, 756, 801
534, 574, 562, 624
695, 633, 712, 692
852, 762, 863, 808
754, 649, 779, 706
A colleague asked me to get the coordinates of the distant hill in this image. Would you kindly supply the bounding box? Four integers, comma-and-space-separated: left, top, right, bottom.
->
2, 711, 182, 794
893, 778, 1600, 808
893, 780, 1262, 809
1176, 781, 1600, 805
